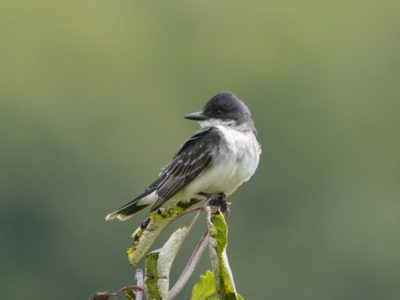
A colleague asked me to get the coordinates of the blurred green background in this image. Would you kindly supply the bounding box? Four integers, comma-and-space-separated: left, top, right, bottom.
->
1, 0, 399, 299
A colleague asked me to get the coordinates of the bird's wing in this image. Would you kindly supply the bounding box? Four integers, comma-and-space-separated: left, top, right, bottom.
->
149, 126, 221, 211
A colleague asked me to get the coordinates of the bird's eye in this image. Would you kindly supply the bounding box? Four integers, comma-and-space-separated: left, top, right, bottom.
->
215, 110, 223, 116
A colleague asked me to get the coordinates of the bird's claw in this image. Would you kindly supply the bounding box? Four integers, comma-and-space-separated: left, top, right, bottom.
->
209, 192, 226, 206
200, 192, 230, 215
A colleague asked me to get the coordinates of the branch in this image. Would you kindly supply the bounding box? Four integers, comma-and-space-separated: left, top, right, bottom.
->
168, 231, 210, 300
135, 269, 144, 300
89, 285, 144, 300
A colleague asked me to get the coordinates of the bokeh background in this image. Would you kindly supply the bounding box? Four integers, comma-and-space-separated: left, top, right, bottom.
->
1, 0, 399, 299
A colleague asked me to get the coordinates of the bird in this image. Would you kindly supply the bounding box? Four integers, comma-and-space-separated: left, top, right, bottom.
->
105, 92, 261, 221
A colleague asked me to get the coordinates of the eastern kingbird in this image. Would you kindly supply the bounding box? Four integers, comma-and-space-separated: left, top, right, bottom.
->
106, 92, 261, 221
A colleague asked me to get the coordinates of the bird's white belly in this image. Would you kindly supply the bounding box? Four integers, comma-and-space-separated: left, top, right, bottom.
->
177, 125, 261, 201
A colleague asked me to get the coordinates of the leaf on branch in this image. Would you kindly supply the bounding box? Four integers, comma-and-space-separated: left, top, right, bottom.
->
207, 210, 244, 300
190, 270, 216, 300
145, 227, 189, 300
127, 199, 200, 266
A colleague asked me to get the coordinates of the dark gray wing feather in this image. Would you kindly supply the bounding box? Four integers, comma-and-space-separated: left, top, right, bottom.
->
149, 126, 221, 211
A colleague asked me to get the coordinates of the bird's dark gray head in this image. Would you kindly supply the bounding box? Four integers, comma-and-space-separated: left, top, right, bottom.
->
185, 92, 255, 130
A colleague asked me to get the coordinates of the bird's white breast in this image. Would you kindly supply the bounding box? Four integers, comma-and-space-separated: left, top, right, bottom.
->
178, 125, 261, 200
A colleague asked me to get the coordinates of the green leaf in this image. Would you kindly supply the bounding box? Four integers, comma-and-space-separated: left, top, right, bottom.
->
127, 199, 200, 266
145, 252, 162, 300
207, 210, 245, 300
190, 270, 216, 300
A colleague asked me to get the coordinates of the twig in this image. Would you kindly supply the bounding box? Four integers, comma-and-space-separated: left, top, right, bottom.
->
167, 199, 211, 299
187, 206, 202, 232
179, 203, 204, 217
135, 269, 144, 300
168, 231, 210, 300
90, 285, 144, 300
164, 200, 207, 266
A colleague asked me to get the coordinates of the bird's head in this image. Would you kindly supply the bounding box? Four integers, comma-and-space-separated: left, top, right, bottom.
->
184, 92, 254, 130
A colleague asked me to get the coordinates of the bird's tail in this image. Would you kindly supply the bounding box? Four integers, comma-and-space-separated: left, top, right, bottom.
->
105, 190, 155, 221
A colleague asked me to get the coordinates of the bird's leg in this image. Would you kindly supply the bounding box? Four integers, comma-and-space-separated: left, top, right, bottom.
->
198, 192, 230, 214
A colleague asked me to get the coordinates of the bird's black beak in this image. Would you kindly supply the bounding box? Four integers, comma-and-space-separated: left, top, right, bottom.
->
184, 111, 207, 121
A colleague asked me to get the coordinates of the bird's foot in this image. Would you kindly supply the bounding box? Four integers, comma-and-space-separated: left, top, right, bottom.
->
209, 192, 226, 206
199, 192, 230, 215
